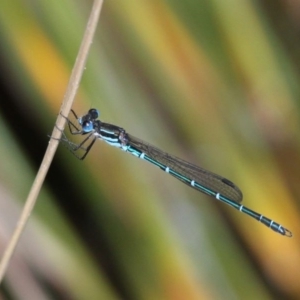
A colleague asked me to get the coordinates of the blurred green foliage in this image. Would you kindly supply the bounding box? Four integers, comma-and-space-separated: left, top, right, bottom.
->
0, 1, 300, 299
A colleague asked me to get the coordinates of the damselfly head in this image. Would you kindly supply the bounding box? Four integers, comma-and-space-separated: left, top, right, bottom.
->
82, 120, 94, 132
89, 108, 99, 120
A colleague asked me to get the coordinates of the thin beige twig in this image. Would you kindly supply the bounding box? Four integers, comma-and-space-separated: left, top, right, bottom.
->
0, 0, 104, 282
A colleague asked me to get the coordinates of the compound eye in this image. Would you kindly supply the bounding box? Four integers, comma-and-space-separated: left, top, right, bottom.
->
89, 109, 99, 119
82, 120, 93, 132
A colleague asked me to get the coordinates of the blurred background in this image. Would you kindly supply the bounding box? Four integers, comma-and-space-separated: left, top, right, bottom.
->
0, 1, 300, 299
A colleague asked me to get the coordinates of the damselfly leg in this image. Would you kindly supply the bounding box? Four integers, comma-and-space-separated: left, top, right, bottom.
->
55, 110, 97, 160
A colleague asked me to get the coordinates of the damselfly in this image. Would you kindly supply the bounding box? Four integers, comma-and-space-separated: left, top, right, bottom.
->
58, 108, 292, 237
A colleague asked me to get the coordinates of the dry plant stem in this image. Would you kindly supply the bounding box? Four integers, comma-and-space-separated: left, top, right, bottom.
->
0, 0, 104, 283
